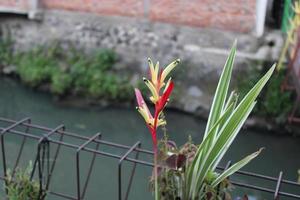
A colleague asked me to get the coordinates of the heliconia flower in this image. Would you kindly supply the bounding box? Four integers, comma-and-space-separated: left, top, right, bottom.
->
146, 58, 180, 104
156, 81, 174, 113
160, 59, 180, 86
134, 88, 166, 129
135, 58, 179, 200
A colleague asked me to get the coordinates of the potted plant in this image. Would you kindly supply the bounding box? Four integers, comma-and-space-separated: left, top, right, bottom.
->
134, 41, 275, 200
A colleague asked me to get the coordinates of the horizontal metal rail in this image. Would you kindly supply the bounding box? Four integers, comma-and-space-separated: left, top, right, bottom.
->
0, 117, 299, 200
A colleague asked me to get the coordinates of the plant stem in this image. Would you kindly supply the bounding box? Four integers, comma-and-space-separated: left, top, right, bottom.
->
154, 148, 159, 200
153, 109, 159, 200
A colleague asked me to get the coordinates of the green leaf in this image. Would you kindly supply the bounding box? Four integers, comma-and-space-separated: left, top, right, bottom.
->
203, 41, 236, 140
192, 101, 256, 198
191, 64, 275, 198
211, 148, 264, 187
210, 64, 276, 171
186, 102, 235, 197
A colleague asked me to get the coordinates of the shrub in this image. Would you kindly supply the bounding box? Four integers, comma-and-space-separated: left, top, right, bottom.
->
51, 69, 73, 94
16, 47, 56, 87
10, 42, 133, 101
6, 162, 43, 200
90, 49, 117, 71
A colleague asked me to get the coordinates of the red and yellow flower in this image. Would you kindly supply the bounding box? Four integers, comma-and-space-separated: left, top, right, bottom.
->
135, 58, 179, 134
134, 58, 180, 200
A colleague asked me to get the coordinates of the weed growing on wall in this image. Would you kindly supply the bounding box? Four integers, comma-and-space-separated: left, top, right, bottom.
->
6, 42, 134, 101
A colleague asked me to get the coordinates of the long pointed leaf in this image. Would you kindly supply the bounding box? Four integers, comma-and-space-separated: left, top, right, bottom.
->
192, 101, 256, 198
203, 41, 236, 140
211, 148, 263, 187
192, 64, 275, 197
208, 64, 275, 170
186, 103, 235, 197
210, 64, 276, 171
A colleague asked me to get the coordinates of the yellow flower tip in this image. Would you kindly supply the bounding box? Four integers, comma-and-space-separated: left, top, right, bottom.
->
155, 61, 160, 71
150, 96, 156, 103
150, 96, 159, 104
148, 58, 154, 67
161, 59, 180, 83
158, 119, 167, 127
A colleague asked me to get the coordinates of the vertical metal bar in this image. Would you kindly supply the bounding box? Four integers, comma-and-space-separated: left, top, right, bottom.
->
47, 139, 50, 184
37, 143, 44, 198
41, 142, 46, 178
0, 135, 8, 195
45, 125, 65, 191
274, 171, 283, 200
76, 133, 101, 200
81, 134, 102, 199
124, 143, 141, 200
0, 117, 30, 195
118, 142, 141, 200
76, 151, 81, 200
12, 118, 31, 177
31, 147, 39, 180
31, 124, 65, 194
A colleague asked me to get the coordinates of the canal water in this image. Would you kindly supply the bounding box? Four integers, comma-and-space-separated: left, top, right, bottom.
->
0, 77, 299, 200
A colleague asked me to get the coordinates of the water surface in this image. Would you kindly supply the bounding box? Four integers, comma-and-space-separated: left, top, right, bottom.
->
0, 77, 299, 200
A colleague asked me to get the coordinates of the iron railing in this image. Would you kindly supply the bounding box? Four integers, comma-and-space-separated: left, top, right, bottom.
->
0, 117, 299, 200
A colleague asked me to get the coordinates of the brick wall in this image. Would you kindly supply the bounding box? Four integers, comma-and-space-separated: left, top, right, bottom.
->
0, 0, 256, 33
149, 0, 256, 32
0, 0, 29, 9
41, 0, 144, 17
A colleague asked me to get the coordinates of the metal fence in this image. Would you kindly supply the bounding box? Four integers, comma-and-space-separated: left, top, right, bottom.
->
0, 117, 299, 200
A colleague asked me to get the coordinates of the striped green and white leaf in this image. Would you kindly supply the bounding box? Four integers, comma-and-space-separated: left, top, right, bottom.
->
211, 148, 264, 187
185, 41, 276, 199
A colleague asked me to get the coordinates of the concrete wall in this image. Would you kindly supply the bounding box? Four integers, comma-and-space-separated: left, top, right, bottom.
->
0, 10, 281, 116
